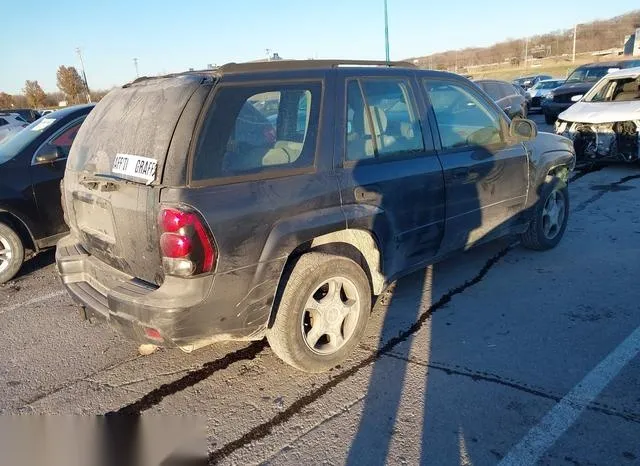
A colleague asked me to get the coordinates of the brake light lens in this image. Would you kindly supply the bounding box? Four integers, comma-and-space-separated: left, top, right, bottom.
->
158, 207, 216, 276
160, 233, 192, 258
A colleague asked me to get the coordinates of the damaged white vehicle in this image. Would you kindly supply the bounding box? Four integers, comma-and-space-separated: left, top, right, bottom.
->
554, 66, 640, 162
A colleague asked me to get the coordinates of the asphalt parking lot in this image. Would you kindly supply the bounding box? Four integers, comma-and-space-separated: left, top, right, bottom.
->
1, 115, 639, 465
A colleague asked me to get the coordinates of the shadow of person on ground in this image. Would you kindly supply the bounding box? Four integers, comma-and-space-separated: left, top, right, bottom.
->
343, 75, 529, 465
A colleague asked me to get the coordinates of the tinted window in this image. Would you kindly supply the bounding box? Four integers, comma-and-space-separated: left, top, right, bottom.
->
193, 82, 321, 180
51, 121, 84, 157
424, 79, 503, 151
345, 79, 424, 161
0, 119, 7, 127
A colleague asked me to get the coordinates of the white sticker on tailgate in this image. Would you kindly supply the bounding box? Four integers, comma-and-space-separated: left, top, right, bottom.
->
112, 153, 157, 185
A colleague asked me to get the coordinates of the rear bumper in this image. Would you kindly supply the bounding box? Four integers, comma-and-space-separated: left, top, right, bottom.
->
55, 235, 268, 349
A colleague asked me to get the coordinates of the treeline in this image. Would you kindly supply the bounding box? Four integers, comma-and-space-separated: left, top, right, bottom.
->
413, 10, 640, 69
1, 65, 110, 109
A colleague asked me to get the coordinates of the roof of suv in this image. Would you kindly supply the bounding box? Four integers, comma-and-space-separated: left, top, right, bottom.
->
578, 60, 640, 69
123, 59, 421, 87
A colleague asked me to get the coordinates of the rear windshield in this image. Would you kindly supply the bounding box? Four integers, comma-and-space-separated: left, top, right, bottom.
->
67, 76, 201, 184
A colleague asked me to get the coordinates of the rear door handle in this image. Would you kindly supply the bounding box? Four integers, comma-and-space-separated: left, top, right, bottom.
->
354, 186, 382, 202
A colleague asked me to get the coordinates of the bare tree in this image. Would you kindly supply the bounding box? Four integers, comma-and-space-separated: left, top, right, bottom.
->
0, 92, 12, 108
56, 65, 86, 104
23, 81, 47, 109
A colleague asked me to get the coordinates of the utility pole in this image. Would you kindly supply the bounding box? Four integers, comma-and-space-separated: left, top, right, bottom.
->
524, 37, 529, 69
133, 58, 139, 78
76, 47, 91, 103
572, 24, 577, 63
384, 0, 390, 63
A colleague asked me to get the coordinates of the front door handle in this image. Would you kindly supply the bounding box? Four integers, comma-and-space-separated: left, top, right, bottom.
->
450, 167, 470, 180
354, 186, 382, 202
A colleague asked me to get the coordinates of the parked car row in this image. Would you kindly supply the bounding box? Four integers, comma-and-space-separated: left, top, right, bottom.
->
542, 59, 640, 124
0, 113, 29, 144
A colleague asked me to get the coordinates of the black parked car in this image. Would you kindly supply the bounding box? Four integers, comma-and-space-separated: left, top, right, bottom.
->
0, 104, 94, 283
475, 79, 528, 119
56, 61, 575, 372
541, 59, 640, 124
0, 108, 42, 123
512, 74, 553, 90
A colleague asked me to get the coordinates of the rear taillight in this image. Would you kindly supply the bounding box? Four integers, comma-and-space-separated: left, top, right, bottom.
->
158, 207, 216, 277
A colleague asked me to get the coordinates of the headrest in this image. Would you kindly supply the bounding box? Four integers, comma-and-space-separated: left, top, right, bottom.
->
364, 106, 387, 136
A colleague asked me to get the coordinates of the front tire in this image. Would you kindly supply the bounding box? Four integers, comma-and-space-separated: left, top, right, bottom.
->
267, 252, 371, 373
0, 222, 25, 284
521, 178, 569, 251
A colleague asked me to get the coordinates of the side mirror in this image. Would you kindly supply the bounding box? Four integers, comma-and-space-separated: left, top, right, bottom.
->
510, 118, 538, 141
34, 145, 61, 164
570, 94, 583, 102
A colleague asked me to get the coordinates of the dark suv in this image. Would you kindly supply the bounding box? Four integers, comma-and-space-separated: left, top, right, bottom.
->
541, 59, 640, 124
56, 60, 575, 372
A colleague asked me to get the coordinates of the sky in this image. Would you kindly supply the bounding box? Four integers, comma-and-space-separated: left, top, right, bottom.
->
2, 0, 639, 94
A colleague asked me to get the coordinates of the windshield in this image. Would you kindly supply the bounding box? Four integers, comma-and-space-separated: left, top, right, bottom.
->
566, 67, 611, 83
0, 115, 57, 162
584, 77, 640, 102
532, 81, 563, 90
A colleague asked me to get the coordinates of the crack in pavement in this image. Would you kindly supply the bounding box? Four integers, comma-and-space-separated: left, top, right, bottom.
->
208, 244, 514, 464
108, 340, 268, 415
383, 352, 640, 425
21, 354, 142, 407
574, 173, 640, 213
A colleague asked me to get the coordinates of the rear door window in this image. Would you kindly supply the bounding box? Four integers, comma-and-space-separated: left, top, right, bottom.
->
192, 82, 321, 181
0, 118, 7, 127
345, 78, 424, 161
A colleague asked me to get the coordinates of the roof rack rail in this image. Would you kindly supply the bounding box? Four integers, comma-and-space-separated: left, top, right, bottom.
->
216, 59, 417, 74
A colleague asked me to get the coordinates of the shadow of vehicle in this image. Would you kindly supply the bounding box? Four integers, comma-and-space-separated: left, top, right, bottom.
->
11, 248, 56, 282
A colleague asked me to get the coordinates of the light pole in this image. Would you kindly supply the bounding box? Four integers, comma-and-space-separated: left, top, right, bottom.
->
384, 0, 390, 63
133, 58, 139, 78
76, 47, 91, 103
572, 24, 577, 63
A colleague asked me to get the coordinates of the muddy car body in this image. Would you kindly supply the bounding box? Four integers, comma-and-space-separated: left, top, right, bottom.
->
554, 66, 640, 163
56, 60, 575, 372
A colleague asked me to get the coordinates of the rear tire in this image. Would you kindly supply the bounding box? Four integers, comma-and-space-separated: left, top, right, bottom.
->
0, 222, 25, 284
544, 113, 555, 125
267, 252, 371, 373
521, 178, 569, 251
